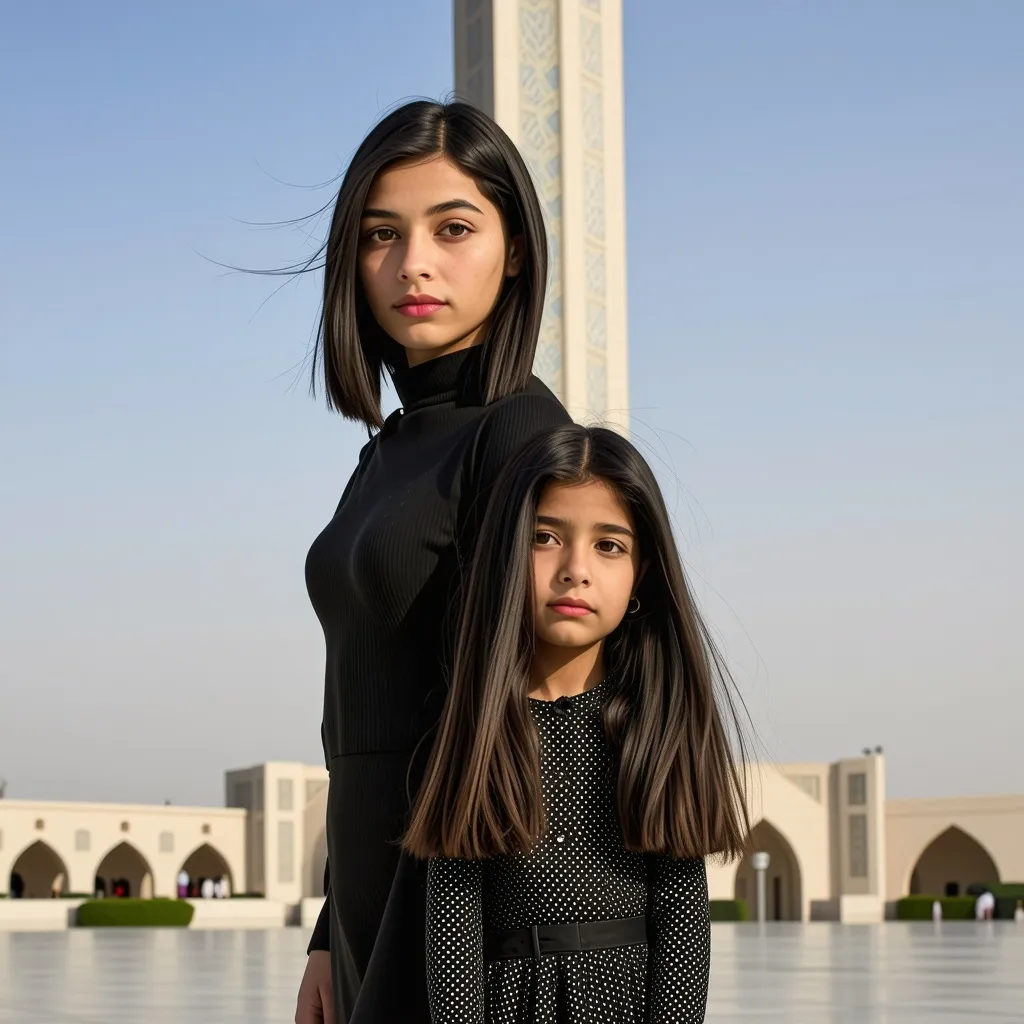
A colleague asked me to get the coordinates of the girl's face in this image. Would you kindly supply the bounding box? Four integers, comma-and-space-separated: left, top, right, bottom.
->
358, 155, 523, 367
531, 479, 641, 653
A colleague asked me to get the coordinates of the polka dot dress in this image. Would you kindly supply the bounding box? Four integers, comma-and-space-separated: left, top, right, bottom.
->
426, 682, 711, 1023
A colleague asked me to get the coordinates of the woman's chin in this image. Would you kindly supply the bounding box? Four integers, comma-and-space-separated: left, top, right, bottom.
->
396, 333, 477, 363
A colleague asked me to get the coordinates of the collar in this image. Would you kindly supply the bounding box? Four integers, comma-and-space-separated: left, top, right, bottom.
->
390, 346, 483, 413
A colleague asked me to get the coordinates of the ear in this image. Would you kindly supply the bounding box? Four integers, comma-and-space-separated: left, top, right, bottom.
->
505, 235, 525, 277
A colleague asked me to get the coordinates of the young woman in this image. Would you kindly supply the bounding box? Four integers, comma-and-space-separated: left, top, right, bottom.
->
404, 425, 751, 1023
295, 102, 570, 1024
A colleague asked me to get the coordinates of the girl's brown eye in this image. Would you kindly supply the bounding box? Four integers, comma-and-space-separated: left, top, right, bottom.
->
368, 227, 397, 243
442, 223, 470, 237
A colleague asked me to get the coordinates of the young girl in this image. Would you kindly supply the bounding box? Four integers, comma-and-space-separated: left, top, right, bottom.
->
405, 424, 751, 1023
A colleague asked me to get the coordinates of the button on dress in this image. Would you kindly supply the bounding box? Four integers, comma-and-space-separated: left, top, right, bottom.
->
426, 683, 711, 1024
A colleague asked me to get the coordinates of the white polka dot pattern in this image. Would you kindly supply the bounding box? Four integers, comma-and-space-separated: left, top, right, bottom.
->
426, 682, 711, 1023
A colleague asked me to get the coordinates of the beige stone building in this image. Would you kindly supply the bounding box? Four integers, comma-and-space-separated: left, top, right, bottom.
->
0, 797, 246, 901
707, 755, 1024, 922
3, 754, 1022, 928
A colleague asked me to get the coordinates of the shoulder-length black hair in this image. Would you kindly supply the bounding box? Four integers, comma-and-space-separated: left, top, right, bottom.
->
315, 100, 548, 430
405, 424, 752, 863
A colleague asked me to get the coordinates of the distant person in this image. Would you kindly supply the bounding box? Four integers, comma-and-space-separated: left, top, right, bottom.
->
10, 872, 24, 899
212, 878, 223, 899
200, 877, 214, 900
1014, 900, 1024, 923
51, 871, 64, 898
220, 875, 231, 898
294, 101, 570, 1024
404, 426, 752, 1023
932, 899, 942, 922
176, 870, 189, 899
975, 890, 995, 920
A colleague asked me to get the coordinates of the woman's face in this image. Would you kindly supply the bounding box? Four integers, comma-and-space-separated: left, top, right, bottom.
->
358, 155, 523, 367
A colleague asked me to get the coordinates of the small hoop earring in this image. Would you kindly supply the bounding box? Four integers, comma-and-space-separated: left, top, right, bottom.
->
628, 596, 641, 616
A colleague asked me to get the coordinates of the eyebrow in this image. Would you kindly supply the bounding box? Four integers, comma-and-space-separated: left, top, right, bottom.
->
361, 198, 484, 219
536, 514, 635, 539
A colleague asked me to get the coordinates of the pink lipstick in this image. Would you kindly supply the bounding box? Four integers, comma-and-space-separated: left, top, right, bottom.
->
395, 293, 446, 317
549, 598, 594, 618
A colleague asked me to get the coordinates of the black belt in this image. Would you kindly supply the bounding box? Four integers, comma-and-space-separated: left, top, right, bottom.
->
484, 916, 649, 962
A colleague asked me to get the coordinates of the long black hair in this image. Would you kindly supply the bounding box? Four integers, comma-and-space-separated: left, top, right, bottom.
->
301, 100, 549, 430
405, 424, 752, 862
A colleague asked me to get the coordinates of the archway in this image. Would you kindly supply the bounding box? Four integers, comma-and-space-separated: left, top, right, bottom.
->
178, 843, 233, 897
907, 826, 1000, 897
9, 841, 69, 899
734, 820, 802, 921
94, 842, 153, 899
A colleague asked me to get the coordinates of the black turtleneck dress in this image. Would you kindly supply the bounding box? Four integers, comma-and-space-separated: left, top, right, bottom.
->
304, 346, 569, 1023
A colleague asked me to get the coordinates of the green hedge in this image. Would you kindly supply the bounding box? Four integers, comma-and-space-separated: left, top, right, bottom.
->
989, 883, 1024, 900
903, 885, 1024, 921
896, 896, 975, 920
989, 885, 1024, 920
709, 899, 750, 922
77, 899, 194, 927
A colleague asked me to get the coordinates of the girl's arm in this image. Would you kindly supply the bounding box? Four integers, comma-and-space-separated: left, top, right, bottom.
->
646, 855, 711, 1023
426, 857, 485, 1024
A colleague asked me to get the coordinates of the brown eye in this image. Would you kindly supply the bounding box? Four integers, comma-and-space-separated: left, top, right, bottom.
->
441, 222, 470, 237
596, 539, 625, 554
535, 530, 557, 546
367, 227, 398, 243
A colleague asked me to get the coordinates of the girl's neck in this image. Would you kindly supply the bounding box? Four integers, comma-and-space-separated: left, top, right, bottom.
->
528, 641, 604, 702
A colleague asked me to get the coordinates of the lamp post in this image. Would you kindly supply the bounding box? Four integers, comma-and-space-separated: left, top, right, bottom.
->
751, 851, 771, 924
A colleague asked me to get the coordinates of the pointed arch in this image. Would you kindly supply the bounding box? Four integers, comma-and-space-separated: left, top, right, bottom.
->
177, 843, 233, 895
9, 840, 70, 899
906, 825, 1000, 897
93, 841, 154, 899
733, 819, 803, 921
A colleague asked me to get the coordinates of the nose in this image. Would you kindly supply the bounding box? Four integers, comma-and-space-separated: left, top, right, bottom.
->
559, 544, 591, 587
397, 228, 434, 282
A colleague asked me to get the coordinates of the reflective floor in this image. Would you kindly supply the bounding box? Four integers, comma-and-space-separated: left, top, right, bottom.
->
1, 922, 1022, 1022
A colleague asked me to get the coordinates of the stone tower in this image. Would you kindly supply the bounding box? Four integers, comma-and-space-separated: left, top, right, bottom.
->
454, 0, 629, 429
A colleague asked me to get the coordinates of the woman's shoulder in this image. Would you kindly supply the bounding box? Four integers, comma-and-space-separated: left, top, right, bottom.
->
465, 377, 569, 490
477, 376, 570, 450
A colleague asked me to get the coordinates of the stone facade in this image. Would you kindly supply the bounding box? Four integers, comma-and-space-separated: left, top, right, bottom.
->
4, 755, 1024, 929
454, 0, 630, 430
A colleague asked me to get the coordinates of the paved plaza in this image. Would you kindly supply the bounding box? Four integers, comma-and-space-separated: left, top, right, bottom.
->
0, 922, 1021, 1022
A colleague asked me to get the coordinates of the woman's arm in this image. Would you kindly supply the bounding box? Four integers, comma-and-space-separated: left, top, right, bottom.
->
306, 435, 380, 956
426, 857, 485, 1024
646, 855, 711, 1023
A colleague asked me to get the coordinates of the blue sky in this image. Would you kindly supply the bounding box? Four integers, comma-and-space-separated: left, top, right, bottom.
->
1, 1, 1021, 805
